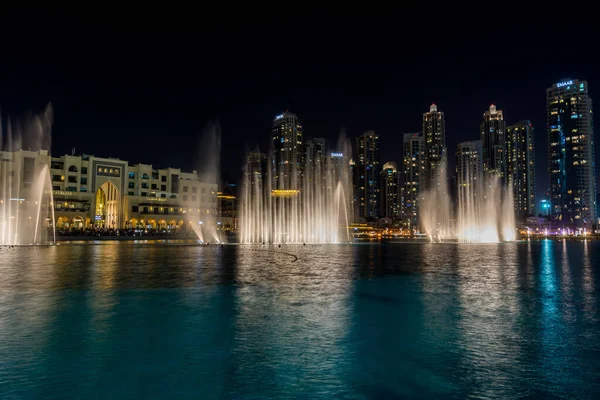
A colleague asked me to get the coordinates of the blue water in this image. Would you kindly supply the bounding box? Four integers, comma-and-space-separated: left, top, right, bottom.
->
0, 240, 599, 399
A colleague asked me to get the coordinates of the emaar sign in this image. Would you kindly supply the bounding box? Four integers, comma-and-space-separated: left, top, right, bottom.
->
557, 80, 573, 88
331, 152, 343, 158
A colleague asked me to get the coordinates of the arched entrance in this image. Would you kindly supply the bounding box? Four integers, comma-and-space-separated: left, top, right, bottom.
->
72, 216, 84, 229
95, 182, 120, 228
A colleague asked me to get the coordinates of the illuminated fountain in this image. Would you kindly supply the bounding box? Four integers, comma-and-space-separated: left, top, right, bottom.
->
240, 134, 353, 244
0, 104, 55, 245
190, 121, 221, 243
420, 154, 453, 242
421, 153, 516, 243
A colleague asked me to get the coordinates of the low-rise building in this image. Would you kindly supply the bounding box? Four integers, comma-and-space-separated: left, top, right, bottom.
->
1, 150, 218, 231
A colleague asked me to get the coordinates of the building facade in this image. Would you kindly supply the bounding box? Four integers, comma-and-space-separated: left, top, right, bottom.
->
380, 161, 401, 220
423, 103, 446, 191
547, 79, 597, 227
1, 150, 218, 231
355, 130, 380, 220
271, 111, 303, 190
403, 132, 424, 230
456, 140, 483, 190
481, 104, 507, 183
507, 121, 536, 221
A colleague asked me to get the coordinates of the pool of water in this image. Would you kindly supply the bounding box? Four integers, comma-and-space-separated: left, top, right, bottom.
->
1, 240, 599, 398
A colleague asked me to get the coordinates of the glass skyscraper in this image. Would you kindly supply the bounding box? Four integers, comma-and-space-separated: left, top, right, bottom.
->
380, 162, 401, 220
355, 131, 381, 220
271, 112, 303, 190
547, 79, 597, 227
422, 104, 446, 191
507, 121, 536, 221
481, 104, 507, 183
402, 132, 424, 231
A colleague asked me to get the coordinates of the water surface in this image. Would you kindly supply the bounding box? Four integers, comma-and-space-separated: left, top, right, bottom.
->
1, 240, 599, 398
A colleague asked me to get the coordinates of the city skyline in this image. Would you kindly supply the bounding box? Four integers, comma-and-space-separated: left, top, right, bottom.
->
3, 90, 584, 211
2, 31, 599, 206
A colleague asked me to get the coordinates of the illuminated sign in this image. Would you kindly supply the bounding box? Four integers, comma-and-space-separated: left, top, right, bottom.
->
557, 80, 573, 88
146, 197, 167, 202
97, 166, 121, 177
275, 114, 284, 119
45, 190, 73, 196
331, 152, 343, 158
53, 190, 73, 196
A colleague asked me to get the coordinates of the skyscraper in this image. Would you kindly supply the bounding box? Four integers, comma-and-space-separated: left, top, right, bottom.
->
456, 140, 483, 191
271, 111, 303, 190
403, 132, 424, 230
547, 79, 597, 227
507, 121, 536, 221
481, 104, 507, 182
380, 162, 401, 220
423, 103, 446, 190
355, 130, 380, 220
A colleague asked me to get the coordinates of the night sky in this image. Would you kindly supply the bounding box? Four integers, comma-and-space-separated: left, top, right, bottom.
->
1, 28, 599, 203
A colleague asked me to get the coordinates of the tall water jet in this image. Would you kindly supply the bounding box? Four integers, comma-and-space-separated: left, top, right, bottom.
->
193, 121, 221, 243
421, 142, 517, 243
240, 124, 353, 244
420, 152, 452, 242
0, 104, 55, 245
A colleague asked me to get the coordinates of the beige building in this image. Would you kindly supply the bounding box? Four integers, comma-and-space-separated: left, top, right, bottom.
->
1, 150, 218, 230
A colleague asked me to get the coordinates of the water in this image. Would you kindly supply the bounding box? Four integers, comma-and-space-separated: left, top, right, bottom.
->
421, 153, 516, 243
190, 121, 222, 243
0, 105, 55, 245
1, 240, 599, 398
240, 134, 353, 244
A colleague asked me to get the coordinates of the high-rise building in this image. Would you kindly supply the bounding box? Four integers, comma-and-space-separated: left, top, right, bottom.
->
423, 103, 446, 190
481, 104, 507, 182
380, 162, 401, 220
303, 138, 326, 187
507, 121, 536, 220
271, 111, 303, 190
355, 130, 380, 220
456, 140, 483, 189
547, 79, 597, 226
403, 132, 424, 230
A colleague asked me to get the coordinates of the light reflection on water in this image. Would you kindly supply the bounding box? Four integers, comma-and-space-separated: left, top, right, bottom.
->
0, 240, 599, 398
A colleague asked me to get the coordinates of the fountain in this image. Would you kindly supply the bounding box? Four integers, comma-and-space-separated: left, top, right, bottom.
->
240, 134, 353, 244
420, 153, 452, 242
0, 104, 55, 245
191, 121, 221, 243
421, 154, 516, 243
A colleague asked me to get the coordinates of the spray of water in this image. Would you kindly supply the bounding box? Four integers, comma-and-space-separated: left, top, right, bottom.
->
240, 132, 353, 244
421, 155, 516, 243
0, 104, 55, 245
191, 121, 221, 243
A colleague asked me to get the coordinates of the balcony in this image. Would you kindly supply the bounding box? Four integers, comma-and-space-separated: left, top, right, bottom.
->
54, 207, 89, 213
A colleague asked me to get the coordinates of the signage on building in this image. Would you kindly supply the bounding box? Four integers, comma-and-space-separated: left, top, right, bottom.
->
557, 80, 574, 88
146, 197, 167, 202
95, 215, 102, 220
45, 190, 73, 196
96, 166, 121, 177
331, 152, 343, 158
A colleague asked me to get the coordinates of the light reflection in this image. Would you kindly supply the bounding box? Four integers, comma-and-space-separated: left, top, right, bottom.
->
559, 239, 574, 321
452, 243, 525, 398
231, 245, 353, 394
581, 240, 595, 316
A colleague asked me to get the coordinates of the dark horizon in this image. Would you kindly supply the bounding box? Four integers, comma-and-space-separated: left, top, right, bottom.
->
1, 28, 599, 204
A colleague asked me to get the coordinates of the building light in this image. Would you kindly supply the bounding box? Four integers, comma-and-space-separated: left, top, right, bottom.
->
557, 80, 574, 88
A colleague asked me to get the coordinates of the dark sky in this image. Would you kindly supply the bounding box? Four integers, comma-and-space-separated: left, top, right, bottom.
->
1, 27, 599, 203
